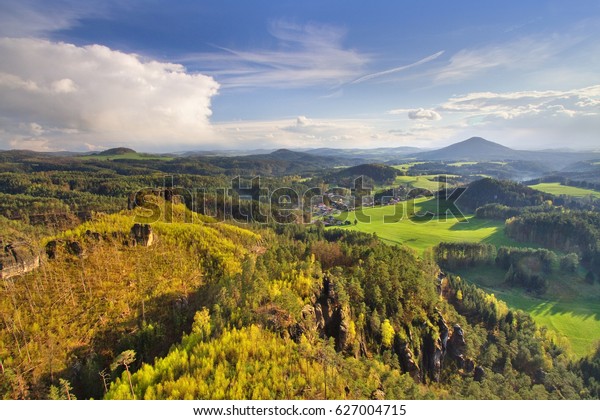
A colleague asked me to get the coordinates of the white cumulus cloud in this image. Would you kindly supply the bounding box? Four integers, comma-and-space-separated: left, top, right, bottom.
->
388, 107, 442, 121
408, 108, 442, 121
434, 85, 600, 148
438, 86, 600, 119
0, 37, 220, 151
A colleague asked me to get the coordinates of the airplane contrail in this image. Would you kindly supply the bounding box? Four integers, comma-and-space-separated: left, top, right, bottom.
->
349, 50, 445, 84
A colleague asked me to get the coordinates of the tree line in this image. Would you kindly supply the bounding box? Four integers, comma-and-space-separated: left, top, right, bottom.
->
505, 211, 600, 277
433, 242, 583, 294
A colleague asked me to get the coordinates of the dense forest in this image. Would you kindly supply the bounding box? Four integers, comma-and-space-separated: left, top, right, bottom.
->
0, 148, 359, 178
315, 164, 401, 188
0, 199, 594, 400
505, 211, 600, 276
2, 151, 600, 400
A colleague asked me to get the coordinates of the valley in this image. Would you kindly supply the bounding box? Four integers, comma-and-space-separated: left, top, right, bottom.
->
2, 137, 600, 400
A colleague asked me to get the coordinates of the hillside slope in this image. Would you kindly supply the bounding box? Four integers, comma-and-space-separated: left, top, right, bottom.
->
0, 204, 260, 399
0, 199, 589, 400
456, 177, 551, 212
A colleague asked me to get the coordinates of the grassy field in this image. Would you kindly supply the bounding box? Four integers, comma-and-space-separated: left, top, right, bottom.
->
392, 161, 426, 171
394, 175, 446, 191
456, 265, 600, 359
530, 182, 600, 199
334, 197, 525, 254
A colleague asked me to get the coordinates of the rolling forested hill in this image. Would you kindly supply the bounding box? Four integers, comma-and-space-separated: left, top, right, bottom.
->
0, 197, 591, 399
1, 147, 600, 400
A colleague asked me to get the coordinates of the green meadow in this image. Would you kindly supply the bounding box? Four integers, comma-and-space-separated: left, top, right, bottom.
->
392, 161, 426, 171
394, 175, 443, 191
333, 197, 600, 358
456, 265, 600, 359
530, 182, 600, 199
334, 197, 524, 254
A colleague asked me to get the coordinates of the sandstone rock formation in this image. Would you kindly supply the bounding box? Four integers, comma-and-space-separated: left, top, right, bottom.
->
130, 224, 155, 247
287, 274, 476, 385
395, 339, 421, 381
447, 324, 468, 369
289, 275, 359, 354
0, 241, 40, 279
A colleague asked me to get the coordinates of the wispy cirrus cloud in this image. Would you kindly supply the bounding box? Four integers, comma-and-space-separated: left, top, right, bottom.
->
349, 50, 444, 84
214, 85, 600, 151
183, 20, 443, 90
383, 84, 600, 149
181, 20, 368, 89
433, 35, 584, 83
0, 0, 114, 37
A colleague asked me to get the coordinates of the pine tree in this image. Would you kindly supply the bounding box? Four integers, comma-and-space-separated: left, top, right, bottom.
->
111, 350, 136, 399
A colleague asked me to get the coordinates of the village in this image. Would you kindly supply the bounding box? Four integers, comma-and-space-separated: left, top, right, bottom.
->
312, 190, 406, 226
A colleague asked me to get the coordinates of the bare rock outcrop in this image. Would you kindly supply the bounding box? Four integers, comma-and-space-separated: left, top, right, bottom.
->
130, 224, 155, 247
422, 331, 444, 382
395, 339, 421, 381
0, 241, 40, 279
290, 275, 360, 354
447, 324, 467, 368
316, 276, 352, 352
67, 240, 84, 257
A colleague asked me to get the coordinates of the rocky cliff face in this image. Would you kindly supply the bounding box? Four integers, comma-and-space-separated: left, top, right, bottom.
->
290, 275, 358, 354
395, 338, 421, 381
287, 273, 482, 386
316, 276, 352, 352
45, 224, 156, 261
394, 312, 480, 383
128, 188, 188, 210
0, 241, 40, 279
130, 224, 155, 247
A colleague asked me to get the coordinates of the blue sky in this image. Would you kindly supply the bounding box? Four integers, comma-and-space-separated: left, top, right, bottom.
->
0, 0, 599, 151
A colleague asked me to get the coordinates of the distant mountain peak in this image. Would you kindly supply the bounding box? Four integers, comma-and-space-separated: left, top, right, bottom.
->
458, 137, 512, 150
412, 137, 516, 161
